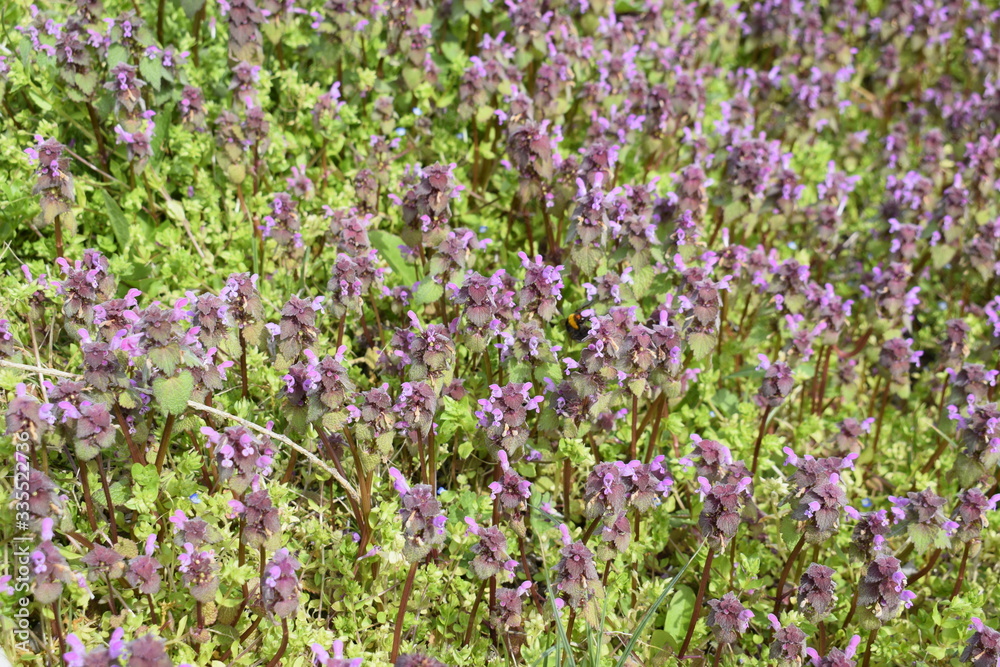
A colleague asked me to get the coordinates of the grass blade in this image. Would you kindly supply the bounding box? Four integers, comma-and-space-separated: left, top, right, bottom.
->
614, 539, 706, 667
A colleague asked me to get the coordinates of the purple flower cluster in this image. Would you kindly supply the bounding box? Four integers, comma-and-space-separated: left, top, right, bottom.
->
489, 451, 532, 536
890, 488, 959, 554
552, 524, 602, 623
177, 543, 219, 603
202, 425, 276, 493
261, 548, 300, 619
25, 136, 75, 226
767, 614, 808, 665
706, 592, 754, 644
463, 518, 517, 581
962, 618, 1000, 667
857, 555, 915, 624
311, 640, 363, 667
783, 448, 856, 542
475, 382, 543, 457
388, 468, 446, 563
799, 563, 837, 621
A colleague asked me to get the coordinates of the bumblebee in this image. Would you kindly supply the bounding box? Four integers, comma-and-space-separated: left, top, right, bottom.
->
565, 311, 591, 341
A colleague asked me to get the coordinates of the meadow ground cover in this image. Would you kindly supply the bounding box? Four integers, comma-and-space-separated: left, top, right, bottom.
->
1, 0, 1000, 665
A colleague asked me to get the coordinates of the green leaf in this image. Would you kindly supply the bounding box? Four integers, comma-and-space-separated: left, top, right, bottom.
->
370, 229, 416, 285
412, 280, 444, 306
178, 0, 205, 17
930, 244, 955, 269
152, 371, 194, 415
440, 42, 465, 63
102, 190, 131, 250
107, 44, 129, 68
631, 265, 655, 300
75, 70, 98, 96
571, 245, 603, 276
139, 57, 164, 91
907, 523, 936, 555
131, 463, 160, 491
475, 105, 494, 125
723, 199, 748, 224
151, 106, 171, 158
687, 332, 716, 359
402, 67, 423, 91
661, 585, 695, 646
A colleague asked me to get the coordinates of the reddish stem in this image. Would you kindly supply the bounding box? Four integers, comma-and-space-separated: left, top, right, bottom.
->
266, 619, 289, 667
950, 542, 971, 600
678, 547, 715, 660
390, 561, 420, 662
772, 534, 806, 615
750, 407, 772, 477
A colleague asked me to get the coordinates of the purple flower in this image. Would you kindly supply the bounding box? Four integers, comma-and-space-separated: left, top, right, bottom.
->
954, 488, 1000, 543
493, 581, 533, 631
168, 510, 218, 548
552, 524, 602, 624
679, 434, 734, 483
80, 545, 125, 581
857, 555, 914, 623
890, 488, 955, 553
451, 270, 520, 353
783, 450, 854, 542
54, 251, 117, 327
807, 635, 862, 667
962, 617, 1000, 667
201, 425, 275, 492
260, 192, 301, 247
845, 508, 895, 562
327, 251, 385, 318
705, 592, 754, 644
697, 475, 753, 550
489, 451, 532, 536
262, 548, 300, 619
31, 518, 77, 603
311, 640, 363, 667
125, 535, 162, 595
388, 468, 446, 562
26, 136, 75, 226
235, 488, 281, 548
105, 63, 145, 114
63, 628, 125, 667
597, 512, 632, 560
583, 462, 629, 520
180, 85, 207, 129
17, 461, 65, 528
127, 634, 172, 667
177, 543, 219, 603
799, 563, 837, 621
475, 382, 543, 457
756, 355, 794, 407
393, 381, 438, 440
949, 399, 1000, 477
767, 615, 808, 665
518, 253, 564, 322
272, 294, 323, 360
399, 162, 463, 247
381, 313, 456, 384
464, 518, 517, 580
349, 384, 396, 457
878, 336, 923, 385
221, 272, 264, 329
833, 418, 874, 453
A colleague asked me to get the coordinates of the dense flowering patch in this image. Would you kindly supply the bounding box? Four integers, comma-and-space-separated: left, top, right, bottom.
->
2, 0, 1000, 665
